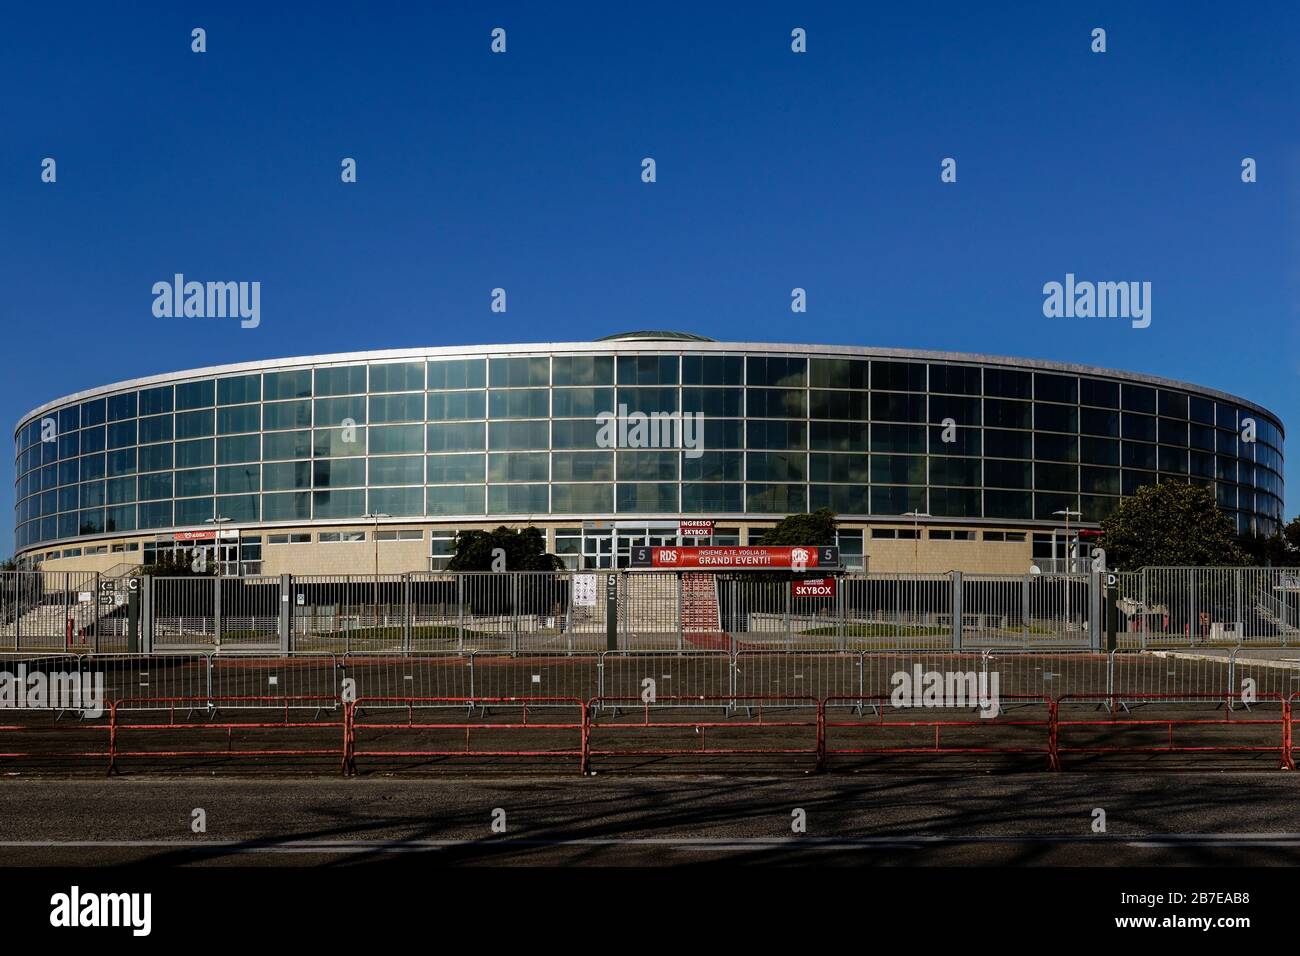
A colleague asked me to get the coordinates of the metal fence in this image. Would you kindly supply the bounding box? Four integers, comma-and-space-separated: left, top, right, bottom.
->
1, 648, 1290, 713
9, 566, 1300, 653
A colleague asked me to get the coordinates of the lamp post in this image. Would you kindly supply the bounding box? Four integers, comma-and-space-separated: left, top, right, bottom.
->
364, 512, 390, 630
902, 510, 930, 625
1053, 508, 1082, 630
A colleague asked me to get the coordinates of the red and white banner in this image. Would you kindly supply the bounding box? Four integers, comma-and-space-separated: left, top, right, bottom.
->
792, 577, 837, 598
677, 520, 715, 537
173, 530, 216, 542
630, 545, 840, 570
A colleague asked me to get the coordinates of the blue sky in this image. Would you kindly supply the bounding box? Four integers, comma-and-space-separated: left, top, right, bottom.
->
1, 1, 1297, 550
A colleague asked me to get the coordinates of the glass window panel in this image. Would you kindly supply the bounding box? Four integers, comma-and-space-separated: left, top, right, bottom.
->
138, 443, 173, 473
139, 385, 174, 416
929, 456, 981, 487
139, 472, 173, 501
682, 388, 743, 417
313, 458, 366, 488
217, 404, 260, 435
682, 355, 744, 386
426, 485, 485, 516
1079, 378, 1120, 408
175, 380, 215, 410
1035, 373, 1078, 404
985, 399, 1031, 429
427, 358, 486, 390
488, 483, 549, 513
1158, 418, 1188, 445
1121, 383, 1157, 414
808, 421, 868, 452
1158, 445, 1188, 474
490, 451, 549, 482
809, 484, 869, 514
871, 485, 926, 515
263, 400, 312, 431
58, 406, 81, 433
1035, 462, 1078, 491
175, 438, 214, 469
174, 497, 214, 526
105, 504, 136, 533
369, 393, 425, 423
80, 397, 107, 426
928, 364, 981, 395
746, 420, 806, 450
138, 414, 173, 444
217, 374, 260, 405
426, 422, 486, 451
262, 461, 310, 492
79, 453, 105, 480
314, 366, 367, 396
1035, 433, 1078, 463
425, 453, 486, 484
216, 434, 260, 464
217, 464, 260, 494
313, 489, 367, 519
1121, 413, 1156, 442
748, 388, 805, 418
369, 424, 423, 455
107, 448, 136, 476
313, 426, 367, 457
929, 424, 980, 456
808, 390, 868, 421
617, 482, 680, 513
80, 426, 106, 454
746, 450, 805, 482
368, 362, 425, 393
262, 491, 311, 521
1035, 403, 1077, 433
552, 387, 614, 418
366, 455, 424, 486
984, 368, 1032, 399
490, 356, 550, 387
367, 486, 424, 516
551, 483, 615, 514
871, 454, 925, 485
106, 392, 137, 422
869, 361, 924, 392
106, 476, 136, 505
1080, 407, 1119, 437
176, 468, 215, 497
263, 369, 313, 401
616, 386, 679, 414
314, 395, 366, 426
616, 355, 679, 386
985, 458, 1032, 489
870, 423, 925, 454
107, 420, 137, 449
176, 409, 214, 439
552, 356, 614, 386
808, 452, 868, 484
489, 388, 549, 419
680, 450, 741, 482
985, 429, 1032, 459
929, 487, 981, 518
426, 390, 486, 421
1158, 391, 1188, 419
489, 421, 549, 450
982, 489, 1024, 520
138, 500, 173, 529
808, 358, 869, 390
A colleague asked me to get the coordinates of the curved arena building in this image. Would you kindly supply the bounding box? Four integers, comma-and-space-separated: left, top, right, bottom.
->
12, 332, 1284, 576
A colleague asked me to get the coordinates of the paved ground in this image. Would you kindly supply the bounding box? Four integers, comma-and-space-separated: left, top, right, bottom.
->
0, 774, 1297, 866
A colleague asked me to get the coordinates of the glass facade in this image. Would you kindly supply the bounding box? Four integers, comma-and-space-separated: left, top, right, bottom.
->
13, 347, 1285, 553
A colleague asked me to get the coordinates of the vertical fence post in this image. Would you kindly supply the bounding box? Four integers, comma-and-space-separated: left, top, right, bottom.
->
457, 573, 465, 654
837, 578, 845, 652
1140, 567, 1148, 651
510, 573, 519, 657
141, 575, 153, 653
92, 571, 101, 653
676, 572, 683, 651
63, 572, 70, 651
1021, 574, 1031, 645
14, 573, 21, 651
1234, 567, 1243, 643
213, 573, 222, 649
1189, 568, 1198, 646
278, 574, 291, 654
402, 572, 412, 655
951, 571, 963, 650
1088, 572, 1101, 651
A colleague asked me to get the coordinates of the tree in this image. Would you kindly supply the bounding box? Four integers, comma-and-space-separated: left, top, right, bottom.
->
1099, 482, 1247, 569
139, 552, 215, 577
1237, 516, 1300, 566
447, 526, 563, 572
754, 508, 838, 547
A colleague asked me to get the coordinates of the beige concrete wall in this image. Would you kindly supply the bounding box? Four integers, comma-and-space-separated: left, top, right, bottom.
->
23, 520, 1038, 577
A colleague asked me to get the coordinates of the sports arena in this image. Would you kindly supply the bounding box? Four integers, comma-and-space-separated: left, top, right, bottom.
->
12, 332, 1284, 576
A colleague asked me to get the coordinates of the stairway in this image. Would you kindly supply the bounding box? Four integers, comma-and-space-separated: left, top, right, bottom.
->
681, 572, 729, 649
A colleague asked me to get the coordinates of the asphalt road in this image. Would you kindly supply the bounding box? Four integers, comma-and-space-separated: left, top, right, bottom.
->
1, 773, 1298, 866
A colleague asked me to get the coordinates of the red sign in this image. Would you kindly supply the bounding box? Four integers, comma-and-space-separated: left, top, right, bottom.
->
173, 530, 216, 542
631, 545, 839, 570
792, 577, 837, 598
678, 520, 715, 537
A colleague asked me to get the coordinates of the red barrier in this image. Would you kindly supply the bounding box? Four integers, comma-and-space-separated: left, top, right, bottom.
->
1055, 693, 1291, 769
819, 695, 1059, 770
0, 701, 115, 771
345, 696, 587, 774
584, 695, 821, 771
110, 695, 345, 773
